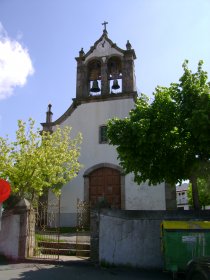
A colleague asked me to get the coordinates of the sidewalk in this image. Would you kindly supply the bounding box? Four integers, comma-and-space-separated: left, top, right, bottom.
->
0, 261, 182, 280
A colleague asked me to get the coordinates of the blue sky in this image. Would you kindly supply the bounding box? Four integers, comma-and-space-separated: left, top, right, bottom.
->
0, 0, 210, 139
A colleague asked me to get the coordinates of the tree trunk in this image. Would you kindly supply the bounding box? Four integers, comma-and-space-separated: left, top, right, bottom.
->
190, 175, 201, 210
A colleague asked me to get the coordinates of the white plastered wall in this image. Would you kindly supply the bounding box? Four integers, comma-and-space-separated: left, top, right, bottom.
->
51, 98, 166, 226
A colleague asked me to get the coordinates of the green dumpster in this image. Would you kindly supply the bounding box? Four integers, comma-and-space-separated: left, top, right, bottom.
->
161, 220, 210, 273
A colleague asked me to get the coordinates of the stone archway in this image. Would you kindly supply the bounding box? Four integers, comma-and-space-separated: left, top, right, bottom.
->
84, 163, 125, 209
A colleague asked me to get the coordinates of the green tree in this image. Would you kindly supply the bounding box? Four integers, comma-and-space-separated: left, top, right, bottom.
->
187, 178, 210, 209
0, 119, 82, 204
107, 61, 210, 210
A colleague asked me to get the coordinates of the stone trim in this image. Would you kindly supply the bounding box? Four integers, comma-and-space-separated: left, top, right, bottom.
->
83, 163, 124, 176
41, 92, 137, 128
81, 32, 125, 61
76, 91, 137, 104
165, 183, 177, 210
99, 125, 108, 144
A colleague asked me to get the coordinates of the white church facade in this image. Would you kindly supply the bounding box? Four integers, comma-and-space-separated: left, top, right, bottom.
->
41, 26, 176, 226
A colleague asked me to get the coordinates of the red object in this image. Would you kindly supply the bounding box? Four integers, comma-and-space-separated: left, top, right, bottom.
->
0, 179, 11, 203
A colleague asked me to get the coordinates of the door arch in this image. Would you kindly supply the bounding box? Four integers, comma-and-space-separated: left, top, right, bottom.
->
84, 163, 125, 209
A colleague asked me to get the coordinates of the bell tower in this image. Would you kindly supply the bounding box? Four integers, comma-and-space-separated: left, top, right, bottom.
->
75, 22, 137, 101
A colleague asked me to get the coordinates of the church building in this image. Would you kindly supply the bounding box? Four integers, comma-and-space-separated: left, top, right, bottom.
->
41, 23, 176, 227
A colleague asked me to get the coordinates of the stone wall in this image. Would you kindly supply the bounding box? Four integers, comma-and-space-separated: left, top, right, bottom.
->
90, 209, 210, 269
0, 199, 33, 260
0, 212, 20, 259
90, 210, 100, 262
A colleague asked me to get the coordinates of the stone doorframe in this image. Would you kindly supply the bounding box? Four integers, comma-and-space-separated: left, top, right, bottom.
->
83, 163, 125, 210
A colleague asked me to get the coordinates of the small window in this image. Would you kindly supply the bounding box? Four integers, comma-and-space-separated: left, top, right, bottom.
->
99, 125, 108, 144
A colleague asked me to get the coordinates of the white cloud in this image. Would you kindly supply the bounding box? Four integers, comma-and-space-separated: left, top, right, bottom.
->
0, 23, 34, 100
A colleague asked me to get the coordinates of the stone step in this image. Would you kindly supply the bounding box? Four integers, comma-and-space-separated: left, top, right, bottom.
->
40, 248, 90, 257
38, 241, 90, 250
37, 241, 90, 257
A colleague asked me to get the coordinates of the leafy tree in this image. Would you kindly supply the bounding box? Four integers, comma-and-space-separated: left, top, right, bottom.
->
107, 61, 210, 210
0, 119, 82, 205
187, 178, 210, 209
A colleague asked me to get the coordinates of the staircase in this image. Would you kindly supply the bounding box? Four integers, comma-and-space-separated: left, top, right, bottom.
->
38, 241, 90, 257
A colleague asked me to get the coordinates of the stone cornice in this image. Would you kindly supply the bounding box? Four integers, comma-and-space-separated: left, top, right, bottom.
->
41, 92, 138, 128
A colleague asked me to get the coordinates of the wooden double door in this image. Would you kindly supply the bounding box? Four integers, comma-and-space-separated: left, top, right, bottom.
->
89, 167, 121, 209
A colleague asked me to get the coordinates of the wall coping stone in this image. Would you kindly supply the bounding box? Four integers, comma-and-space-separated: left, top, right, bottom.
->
99, 209, 210, 220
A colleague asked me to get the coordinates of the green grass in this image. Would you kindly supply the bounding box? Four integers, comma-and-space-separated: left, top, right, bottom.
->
60, 227, 77, 233
45, 227, 90, 234
35, 227, 90, 243
36, 234, 59, 242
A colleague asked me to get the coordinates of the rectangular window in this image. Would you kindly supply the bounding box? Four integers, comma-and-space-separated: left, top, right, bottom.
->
99, 125, 108, 144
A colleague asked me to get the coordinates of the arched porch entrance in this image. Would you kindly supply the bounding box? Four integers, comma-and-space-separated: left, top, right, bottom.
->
84, 163, 125, 209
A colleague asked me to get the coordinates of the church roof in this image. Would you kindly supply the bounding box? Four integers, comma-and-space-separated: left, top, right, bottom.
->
84, 30, 124, 58
75, 26, 136, 62
41, 91, 137, 128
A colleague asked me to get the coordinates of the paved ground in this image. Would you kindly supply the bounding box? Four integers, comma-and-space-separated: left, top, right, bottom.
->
0, 231, 184, 280
60, 232, 90, 243
0, 261, 185, 280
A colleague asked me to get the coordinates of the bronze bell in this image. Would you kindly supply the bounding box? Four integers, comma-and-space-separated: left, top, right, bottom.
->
90, 80, 100, 92
112, 79, 120, 90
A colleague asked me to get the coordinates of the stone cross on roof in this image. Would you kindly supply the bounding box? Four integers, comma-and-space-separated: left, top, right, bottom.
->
102, 21, 108, 31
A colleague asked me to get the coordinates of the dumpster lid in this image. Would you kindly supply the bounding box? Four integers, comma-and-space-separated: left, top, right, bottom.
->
162, 221, 210, 230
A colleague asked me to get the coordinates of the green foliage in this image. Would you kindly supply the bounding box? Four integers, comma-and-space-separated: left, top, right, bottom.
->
107, 61, 210, 209
0, 118, 82, 204
49, 227, 82, 233
187, 178, 210, 208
